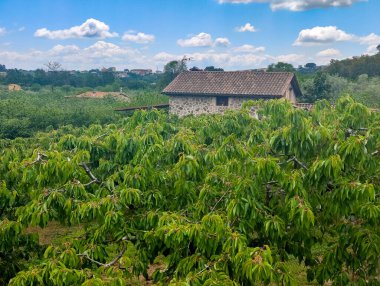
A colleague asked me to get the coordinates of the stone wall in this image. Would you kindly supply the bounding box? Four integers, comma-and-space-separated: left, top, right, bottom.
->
169, 95, 259, 117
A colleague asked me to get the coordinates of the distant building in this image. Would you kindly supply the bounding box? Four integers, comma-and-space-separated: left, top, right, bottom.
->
101, 67, 116, 73
129, 69, 153, 76
163, 71, 302, 117
115, 72, 129, 78
8, 84, 22, 91
0, 72, 7, 77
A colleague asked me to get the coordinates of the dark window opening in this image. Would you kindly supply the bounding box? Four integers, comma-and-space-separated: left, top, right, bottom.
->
216, 96, 229, 106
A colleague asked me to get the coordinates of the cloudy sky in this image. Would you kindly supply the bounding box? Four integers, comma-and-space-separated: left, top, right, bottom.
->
0, 0, 378, 70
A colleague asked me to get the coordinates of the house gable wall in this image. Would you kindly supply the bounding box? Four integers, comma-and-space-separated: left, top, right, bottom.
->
284, 83, 297, 103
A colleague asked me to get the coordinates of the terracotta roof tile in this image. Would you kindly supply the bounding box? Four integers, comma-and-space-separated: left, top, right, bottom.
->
163, 71, 296, 97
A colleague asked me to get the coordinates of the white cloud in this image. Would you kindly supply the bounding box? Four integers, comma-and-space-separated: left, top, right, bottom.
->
294, 26, 353, 46
0, 41, 150, 70
236, 23, 257, 32
154, 49, 268, 69
233, 44, 265, 53
18, 27, 25, 32
122, 31, 155, 44
153, 52, 181, 62
357, 33, 380, 54
294, 26, 380, 54
34, 18, 118, 39
270, 53, 307, 65
177, 32, 214, 47
0, 27, 6, 36
48, 44, 80, 56
317, 48, 341, 57
177, 33, 231, 48
271, 0, 365, 11
215, 37, 231, 46
218, 0, 365, 11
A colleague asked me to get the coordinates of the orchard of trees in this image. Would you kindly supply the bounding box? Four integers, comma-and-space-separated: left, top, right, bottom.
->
1, 97, 380, 285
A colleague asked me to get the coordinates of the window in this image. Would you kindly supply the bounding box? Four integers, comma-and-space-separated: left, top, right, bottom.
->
216, 96, 229, 106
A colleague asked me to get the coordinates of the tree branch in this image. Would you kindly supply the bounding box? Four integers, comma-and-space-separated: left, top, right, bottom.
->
196, 264, 210, 276
95, 132, 110, 141
287, 156, 308, 170
26, 152, 48, 166
210, 190, 231, 213
78, 244, 126, 268
79, 163, 101, 185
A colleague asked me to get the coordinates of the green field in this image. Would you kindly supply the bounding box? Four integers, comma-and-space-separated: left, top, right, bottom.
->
0, 87, 167, 139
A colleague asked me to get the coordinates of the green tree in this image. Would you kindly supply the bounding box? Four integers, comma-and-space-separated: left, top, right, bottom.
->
204, 66, 224, 71
158, 60, 188, 89
301, 72, 331, 102
267, 62, 296, 72
1, 99, 380, 285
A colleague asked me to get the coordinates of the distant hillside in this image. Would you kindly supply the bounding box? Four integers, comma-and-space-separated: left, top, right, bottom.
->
326, 50, 380, 79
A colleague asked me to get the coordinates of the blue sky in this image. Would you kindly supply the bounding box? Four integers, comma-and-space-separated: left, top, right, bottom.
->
0, 0, 378, 70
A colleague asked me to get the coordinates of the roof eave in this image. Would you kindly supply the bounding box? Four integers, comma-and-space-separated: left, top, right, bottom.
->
163, 92, 283, 98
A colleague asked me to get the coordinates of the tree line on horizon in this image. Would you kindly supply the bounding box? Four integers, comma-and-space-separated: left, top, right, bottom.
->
1, 47, 380, 105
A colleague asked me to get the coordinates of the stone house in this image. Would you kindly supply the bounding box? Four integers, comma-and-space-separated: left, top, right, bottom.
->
163, 71, 302, 117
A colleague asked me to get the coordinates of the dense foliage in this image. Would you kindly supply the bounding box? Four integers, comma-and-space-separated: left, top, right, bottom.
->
0, 88, 166, 139
327, 52, 380, 79
299, 74, 380, 108
0, 68, 162, 90
1, 97, 379, 285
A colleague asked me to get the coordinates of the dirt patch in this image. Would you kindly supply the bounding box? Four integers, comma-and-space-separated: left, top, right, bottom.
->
24, 221, 83, 245
67, 91, 130, 101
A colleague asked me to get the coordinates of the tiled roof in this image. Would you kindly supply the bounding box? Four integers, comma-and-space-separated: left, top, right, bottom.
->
163, 71, 296, 97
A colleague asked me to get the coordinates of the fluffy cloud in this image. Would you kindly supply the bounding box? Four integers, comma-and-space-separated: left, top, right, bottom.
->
48, 44, 80, 56
34, 18, 118, 39
218, 0, 365, 11
0, 27, 6, 36
154, 49, 270, 69
358, 33, 380, 54
153, 52, 180, 62
294, 26, 380, 54
294, 26, 353, 46
215, 37, 231, 46
122, 32, 155, 44
233, 44, 265, 53
317, 48, 341, 57
236, 23, 256, 32
272, 53, 307, 64
177, 33, 214, 47
0, 41, 149, 70
177, 33, 230, 48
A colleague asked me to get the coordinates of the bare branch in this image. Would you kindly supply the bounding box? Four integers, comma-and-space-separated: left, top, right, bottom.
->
210, 190, 231, 213
79, 163, 101, 185
287, 156, 308, 170
95, 132, 110, 141
78, 244, 126, 268
196, 264, 210, 276
44, 61, 62, 72
264, 180, 278, 185
26, 152, 48, 166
